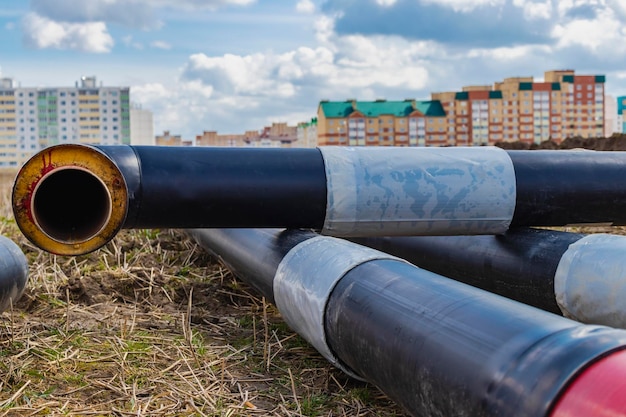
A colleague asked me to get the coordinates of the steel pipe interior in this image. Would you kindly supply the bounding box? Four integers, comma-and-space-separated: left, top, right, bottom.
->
32, 168, 111, 243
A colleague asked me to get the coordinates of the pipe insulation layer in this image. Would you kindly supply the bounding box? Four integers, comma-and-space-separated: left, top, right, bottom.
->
0, 235, 29, 312
351, 229, 626, 329
189, 228, 626, 417
13, 144, 626, 255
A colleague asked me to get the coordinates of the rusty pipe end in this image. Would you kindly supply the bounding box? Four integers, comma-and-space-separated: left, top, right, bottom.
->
12, 144, 128, 256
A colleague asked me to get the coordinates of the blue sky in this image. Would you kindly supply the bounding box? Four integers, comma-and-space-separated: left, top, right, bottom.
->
1, 0, 626, 139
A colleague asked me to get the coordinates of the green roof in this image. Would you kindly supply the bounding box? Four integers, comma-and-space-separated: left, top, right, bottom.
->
414, 100, 446, 116
319, 100, 446, 118
488, 91, 503, 99
318, 101, 354, 118
562, 75, 574, 83
595, 75, 606, 83
355, 101, 415, 117
552, 82, 561, 91
519, 82, 533, 90
455, 92, 469, 100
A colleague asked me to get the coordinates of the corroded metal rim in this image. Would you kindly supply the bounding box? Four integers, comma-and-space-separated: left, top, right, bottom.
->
12, 144, 128, 256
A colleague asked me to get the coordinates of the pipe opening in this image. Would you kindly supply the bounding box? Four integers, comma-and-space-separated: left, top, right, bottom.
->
32, 168, 112, 244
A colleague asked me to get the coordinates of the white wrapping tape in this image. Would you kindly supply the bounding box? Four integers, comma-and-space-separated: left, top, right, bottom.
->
273, 236, 403, 379
555, 234, 626, 328
318, 146, 516, 236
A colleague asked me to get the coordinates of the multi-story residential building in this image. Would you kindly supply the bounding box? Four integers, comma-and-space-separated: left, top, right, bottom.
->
618, 96, 626, 133
130, 103, 154, 145
195, 122, 298, 147
0, 76, 130, 167
296, 118, 318, 148
317, 70, 606, 147
317, 99, 446, 146
155, 130, 192, 146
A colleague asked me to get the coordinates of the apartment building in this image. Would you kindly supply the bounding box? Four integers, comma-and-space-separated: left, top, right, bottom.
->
195, 122, 298, 147
317, 70, 605, 147
130, 103, 154, 145
296, 118, 318, 148
0, 76, 130, 167
317, 99, 446, 146
155, 130, 192, 146
618, 96, 626, 133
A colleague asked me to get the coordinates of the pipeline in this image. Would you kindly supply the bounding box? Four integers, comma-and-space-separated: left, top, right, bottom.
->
188, 228, 626, 417
0, 235, 29, 312
13, 144, 626, 255
351, 228, 626, 329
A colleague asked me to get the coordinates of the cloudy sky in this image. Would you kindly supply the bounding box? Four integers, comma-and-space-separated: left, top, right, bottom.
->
2, 0, 626, 139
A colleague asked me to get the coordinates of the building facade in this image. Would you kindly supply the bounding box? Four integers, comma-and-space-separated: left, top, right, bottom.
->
618, 96, 626, 133
130, 104, 154, 145
296, 118, 318, 148
195, 122, 298, 147
0, 76, 130, 167
317, 70, 606, 147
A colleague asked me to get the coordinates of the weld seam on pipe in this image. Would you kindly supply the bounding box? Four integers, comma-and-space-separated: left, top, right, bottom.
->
273, 236, 404, 379
555, 234, 626, 326
318, 146, 517, 236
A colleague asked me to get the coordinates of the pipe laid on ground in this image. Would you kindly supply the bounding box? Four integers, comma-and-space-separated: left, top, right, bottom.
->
351, 229, 626, 329
188, 228, 626, 417
0, 235, 29, 312
13, 144, 626, 255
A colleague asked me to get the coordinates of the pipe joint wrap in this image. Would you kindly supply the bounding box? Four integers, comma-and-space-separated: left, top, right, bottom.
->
555, 234, 626, 328
273, 236, 403, 379
318, 146, 516, 236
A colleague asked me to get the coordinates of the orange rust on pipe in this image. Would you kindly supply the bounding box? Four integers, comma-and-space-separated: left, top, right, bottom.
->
12, 144, 128, 256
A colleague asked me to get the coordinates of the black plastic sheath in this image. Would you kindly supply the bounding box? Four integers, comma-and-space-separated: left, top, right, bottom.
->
98, 146, 328, 229
508, 150, 626, 226
325, 260, 626, 417
189, 228, 626, 417
186, 228, 315, 304
92, 147, 626, 231
350, 228, 584, 314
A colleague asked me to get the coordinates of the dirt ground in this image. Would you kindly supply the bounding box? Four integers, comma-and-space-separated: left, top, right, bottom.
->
0, 171, 405, 416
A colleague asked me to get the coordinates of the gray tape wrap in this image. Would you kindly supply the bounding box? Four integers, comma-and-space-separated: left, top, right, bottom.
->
555, 234, 626, 328
318, 146, 516, 236
273, 236, 403, 379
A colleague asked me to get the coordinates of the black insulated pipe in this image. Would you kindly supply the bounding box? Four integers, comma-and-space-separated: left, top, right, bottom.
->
350, 228, 626, 329
189, 228, 626, 417
508, 150, 626, 226
14, 145, 626, 255
0, 235, 29, 313
350, 228, 580, 315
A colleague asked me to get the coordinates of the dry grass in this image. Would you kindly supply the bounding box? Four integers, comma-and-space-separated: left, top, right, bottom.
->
0, 172, 405, 417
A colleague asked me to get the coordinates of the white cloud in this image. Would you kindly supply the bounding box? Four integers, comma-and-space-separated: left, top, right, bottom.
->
183, 52, 300, 98
375, 0, 398, 6
22, 13, 114, 53
421, 0, 504, 13
151, 40, 172, 50
296, 0, 315, 14
30, 0, 256, 29
517, 0, 553, 20
551, 7, 626, 54
467, 44, 552, 60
